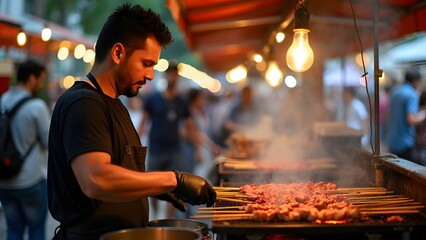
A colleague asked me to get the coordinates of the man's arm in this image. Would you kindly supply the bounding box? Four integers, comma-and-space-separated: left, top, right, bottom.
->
184, 117, 203, 162
71, 152, 176, 202
407, 109, 426, 126
71, 151, 216, 207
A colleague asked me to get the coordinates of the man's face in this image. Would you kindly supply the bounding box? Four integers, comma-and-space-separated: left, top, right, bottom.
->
116, 36, 161, 97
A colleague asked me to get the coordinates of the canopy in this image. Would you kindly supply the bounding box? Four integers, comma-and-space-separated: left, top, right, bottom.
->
166, 0, 426, 73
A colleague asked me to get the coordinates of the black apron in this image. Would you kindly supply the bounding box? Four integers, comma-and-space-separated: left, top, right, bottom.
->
54, 73, 149, 240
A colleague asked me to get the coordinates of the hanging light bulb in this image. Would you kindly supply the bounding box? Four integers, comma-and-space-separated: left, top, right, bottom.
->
253, 54, 263, 63
286, 7, 314, 72
275, 32, 285, 43
226, 65, 247, 83
17, 29, 27, 46
265, 61, 283, 87
41, 24, 52, 41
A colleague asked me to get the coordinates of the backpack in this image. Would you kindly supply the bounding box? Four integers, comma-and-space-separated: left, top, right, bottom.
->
0, 95, 34, 180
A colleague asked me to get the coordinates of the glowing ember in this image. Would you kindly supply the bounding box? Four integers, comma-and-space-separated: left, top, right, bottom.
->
315, 219, 349, 224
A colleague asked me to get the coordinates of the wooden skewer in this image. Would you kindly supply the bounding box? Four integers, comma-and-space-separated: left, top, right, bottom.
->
197, 210, 247, 214
338, 191, 394, 196
331, 187, 387, 191
351, 200, 417, 207
349, 197, 410, 202
347, 195, 407, 200
216, 197, 252, 204
212, 186, 240, 191
361, 210, 420, 215
191, 213, 253, 219
198, 206, 242, 210
358, 205, 424, 211
350, 200, 412, 205
212, 216, 253, 221
216, 192, 245, 197
352, 203, 418, 209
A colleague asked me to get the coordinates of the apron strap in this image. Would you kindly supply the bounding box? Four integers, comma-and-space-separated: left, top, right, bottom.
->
86, 72, 130, 145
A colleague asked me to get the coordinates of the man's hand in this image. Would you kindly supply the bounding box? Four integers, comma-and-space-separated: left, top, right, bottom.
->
171, 171, 216, 207
153, 192, 187, 212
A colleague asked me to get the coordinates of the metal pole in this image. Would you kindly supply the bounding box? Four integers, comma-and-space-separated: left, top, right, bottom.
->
373, 0, 381, 156
373, 0, 385, 187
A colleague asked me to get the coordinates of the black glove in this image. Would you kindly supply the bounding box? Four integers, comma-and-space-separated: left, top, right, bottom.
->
171, 170, 216, 207
153, 192, 187, 212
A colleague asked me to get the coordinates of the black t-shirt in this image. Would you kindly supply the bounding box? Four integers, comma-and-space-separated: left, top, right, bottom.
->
47, 81, 142, 226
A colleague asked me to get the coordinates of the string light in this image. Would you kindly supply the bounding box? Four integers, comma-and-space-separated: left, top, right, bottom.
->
41, 24, 52, 41
275, 32, 285, 43
265, 61, 283, 87
17, 29, 27, 46
74, 44, 86, 59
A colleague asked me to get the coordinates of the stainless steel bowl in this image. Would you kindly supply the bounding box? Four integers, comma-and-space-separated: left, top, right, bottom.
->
100, 227, 202, 240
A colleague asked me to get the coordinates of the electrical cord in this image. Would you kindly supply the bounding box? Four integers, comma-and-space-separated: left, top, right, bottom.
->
349, 0, 378, 167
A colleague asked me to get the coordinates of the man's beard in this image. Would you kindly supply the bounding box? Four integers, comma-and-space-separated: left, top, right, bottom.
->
124, 86, 139, 98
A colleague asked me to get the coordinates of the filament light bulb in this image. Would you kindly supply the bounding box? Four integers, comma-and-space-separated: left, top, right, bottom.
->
265, 61, 283, 87
285, 7, 314, 72
286, 29, 314, 72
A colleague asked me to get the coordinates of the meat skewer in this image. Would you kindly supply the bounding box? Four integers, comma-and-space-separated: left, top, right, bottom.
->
197, 182, 425, 223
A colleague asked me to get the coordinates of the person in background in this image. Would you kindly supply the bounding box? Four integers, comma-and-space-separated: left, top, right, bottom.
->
47, 4, 215, 240
414, 89, 426, 166
125, 96, 149, 146
185, 88, 221, 178
0, 59, 51, 240
223, 85, 260, 135
179, 88, 221, 218
386, 68, 424, 162
340, 86, 369, 147
379, 85, 392, 150
141, 60, 201, 219
208, 90, 235, 148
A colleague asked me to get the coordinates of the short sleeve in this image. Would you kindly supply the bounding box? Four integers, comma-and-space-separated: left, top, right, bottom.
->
62, 96, 112, 163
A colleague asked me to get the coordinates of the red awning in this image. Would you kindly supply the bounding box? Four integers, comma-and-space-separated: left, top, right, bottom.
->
166, 0, 426, 73
0, 14, 95, 57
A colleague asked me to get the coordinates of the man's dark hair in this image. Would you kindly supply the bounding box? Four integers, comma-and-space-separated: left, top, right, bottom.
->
95, 3, 174, 62
16, 59, 46, 83
405, 68, 422, 83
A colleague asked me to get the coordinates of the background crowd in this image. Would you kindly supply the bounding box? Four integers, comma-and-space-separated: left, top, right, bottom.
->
0, 57, 425, 239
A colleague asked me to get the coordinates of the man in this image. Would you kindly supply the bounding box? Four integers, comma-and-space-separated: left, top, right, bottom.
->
141, 60, 201, 219
224, 85, 261, 134
341, 87, 369, 147
386, 68, 424, 162
0, 60, 51, 240
47, 4, 216, 240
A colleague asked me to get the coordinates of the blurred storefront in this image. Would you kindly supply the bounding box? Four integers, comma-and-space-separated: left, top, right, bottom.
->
0, 2, 95, 101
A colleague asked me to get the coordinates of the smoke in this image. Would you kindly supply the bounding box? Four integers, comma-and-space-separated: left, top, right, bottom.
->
224, 85, 372, 188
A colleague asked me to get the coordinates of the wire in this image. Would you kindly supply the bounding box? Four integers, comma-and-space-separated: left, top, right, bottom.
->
349, 0, 376, 165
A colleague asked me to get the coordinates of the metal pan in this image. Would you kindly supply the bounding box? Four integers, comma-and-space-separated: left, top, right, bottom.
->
100, 227, 202, 240
147, 219, 211, 240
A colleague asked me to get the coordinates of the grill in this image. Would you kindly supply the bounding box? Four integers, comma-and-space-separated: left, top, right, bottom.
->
208, 162, 426, 240
211, 199, 426, 240
212, 214, 426, 235
207, 128, 426, 240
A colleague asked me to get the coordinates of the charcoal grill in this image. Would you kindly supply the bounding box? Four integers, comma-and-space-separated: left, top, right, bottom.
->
212, 213, 426, 239
210, 152, 426, 240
